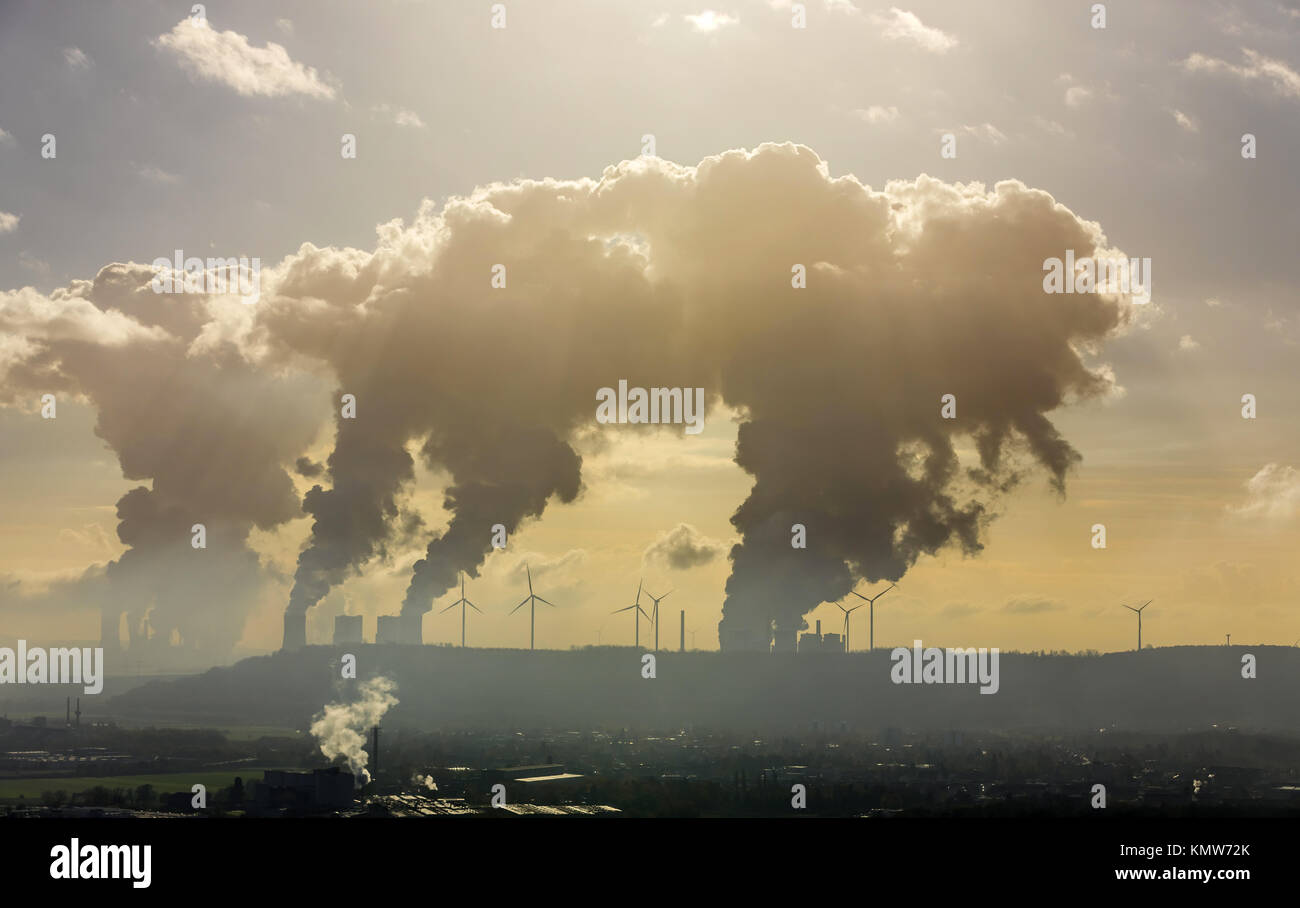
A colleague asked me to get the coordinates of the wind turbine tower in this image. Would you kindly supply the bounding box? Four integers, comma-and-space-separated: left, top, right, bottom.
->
1123, 600, 1152, 651
440, 572, 482, 647
834, 600, 863, 652
508, 565, 556, 650
646, 589, 673, 651
611, 579, 651, 647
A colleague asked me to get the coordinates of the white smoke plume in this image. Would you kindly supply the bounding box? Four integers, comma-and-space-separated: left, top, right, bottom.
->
309, 676, 398, 784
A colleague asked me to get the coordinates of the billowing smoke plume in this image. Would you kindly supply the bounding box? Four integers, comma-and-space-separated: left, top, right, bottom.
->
0, 264, 323, 661
309, 675, 397, 785
255, 145, 1131, 645
2, 143, 1134, 653
400, 428, 582, 619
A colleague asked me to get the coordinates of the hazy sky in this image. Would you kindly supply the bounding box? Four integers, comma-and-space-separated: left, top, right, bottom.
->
0, 0, 1297, 664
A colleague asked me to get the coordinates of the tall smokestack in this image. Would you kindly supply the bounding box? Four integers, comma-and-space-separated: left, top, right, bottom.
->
282, 612, 306, 651
370, 725, 380, 783
680, 610, 685, 652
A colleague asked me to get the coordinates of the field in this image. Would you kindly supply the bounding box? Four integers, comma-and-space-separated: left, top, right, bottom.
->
0, 767, 292, 803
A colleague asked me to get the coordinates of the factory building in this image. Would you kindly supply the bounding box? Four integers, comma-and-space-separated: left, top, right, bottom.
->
333, 614, 364, 645
375, 613, 423, 644
799, 621, 844, 653
251, 767, 356, 814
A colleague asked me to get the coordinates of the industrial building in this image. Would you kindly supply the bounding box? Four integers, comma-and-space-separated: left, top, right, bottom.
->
333, 614, 363, 645
250, 767, 356, 814
799, 620, 844, 653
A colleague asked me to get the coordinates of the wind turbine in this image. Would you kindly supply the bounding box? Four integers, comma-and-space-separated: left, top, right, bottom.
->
847, 582, 896, 650
611, 579, 652, 647
834, 600, 863, 652
645, 589, 673, 651
440, 572, 481, 647
1123, 600, 1152, 651
509, 565, 555, 650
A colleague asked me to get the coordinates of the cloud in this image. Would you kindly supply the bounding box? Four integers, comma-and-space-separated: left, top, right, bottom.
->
769, 0, 860, 11
1058, 73, 1094, 108
644, 523, 727, 570
871, 8, 957, 53
0, 211, 18, 234
1182, 49, 1300, 100
1003, 597, 1065, 614
1228, 464, 1300, 523
1065, 85, 1093, 107
63, 47, 92, 71
154, 18, 337, 99
1177, 334, 1200, 351
853, 105, 900, 124
951, 123, 1007, 144
373, 104, 426, 128
685, 11, 739, 32
504, 549, 588, 584
0, 127, 15, 147
136, 164, 180, 184
18, 252, 50, 275
1032, 116, 1070, 138
1171, 109, 1199, 132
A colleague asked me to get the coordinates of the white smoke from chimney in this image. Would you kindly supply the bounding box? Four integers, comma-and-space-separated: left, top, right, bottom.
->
309, 675, 397, 783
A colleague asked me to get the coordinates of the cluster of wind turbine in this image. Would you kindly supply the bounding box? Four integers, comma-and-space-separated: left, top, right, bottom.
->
846, 582, 896, 650
611, 579, 652, 647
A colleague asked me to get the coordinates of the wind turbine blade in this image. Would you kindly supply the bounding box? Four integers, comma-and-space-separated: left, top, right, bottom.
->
468, 602, 483, 614
527, 565, 534, 596
612, 605, 636, 614
636, 578, 643, 604
510, 597, 531, 615
536, 596, 556, 607
439, 602, 460, 614
848, 591, 869, 601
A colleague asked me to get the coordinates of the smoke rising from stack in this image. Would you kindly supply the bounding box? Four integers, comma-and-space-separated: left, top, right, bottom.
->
0, 264, 324, 659
309, 676, 397, 784
1, 144, 1134, 653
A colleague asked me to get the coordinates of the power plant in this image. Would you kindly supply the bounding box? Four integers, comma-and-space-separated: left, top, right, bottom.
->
798, 620, 843, 654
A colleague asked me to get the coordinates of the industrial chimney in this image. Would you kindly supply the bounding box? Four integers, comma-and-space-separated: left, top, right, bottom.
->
370, 725, 380, 784
282, 612, 307, 651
